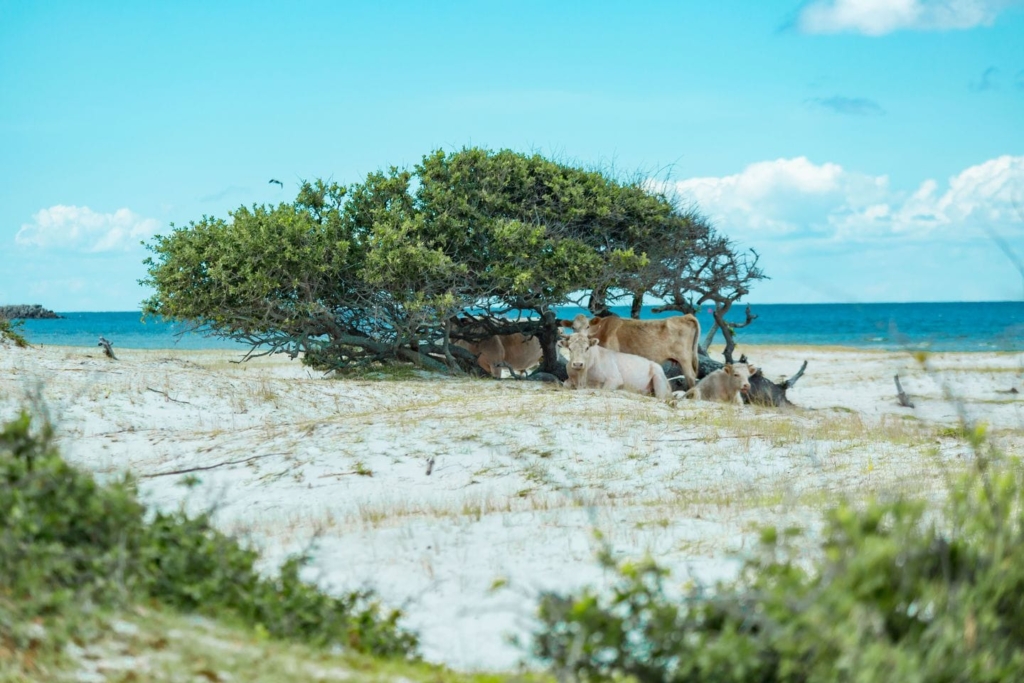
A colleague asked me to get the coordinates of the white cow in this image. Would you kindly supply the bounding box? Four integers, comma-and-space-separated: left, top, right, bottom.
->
558, 312, 701, 390
682, 363, 756, 405
558, 331, 671, 400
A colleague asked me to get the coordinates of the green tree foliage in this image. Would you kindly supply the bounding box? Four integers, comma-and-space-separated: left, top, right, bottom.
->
0, 409, 418, 666
533, 427, 1024, 682
142, 148, 763, 373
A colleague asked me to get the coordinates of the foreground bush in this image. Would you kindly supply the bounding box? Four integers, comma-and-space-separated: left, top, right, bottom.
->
534, 428, 1024, 681
0, 410, 417, 660
0, 316, 28, 347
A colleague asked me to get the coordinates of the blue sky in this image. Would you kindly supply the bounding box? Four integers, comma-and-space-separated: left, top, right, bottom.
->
2, 0, 1023, 310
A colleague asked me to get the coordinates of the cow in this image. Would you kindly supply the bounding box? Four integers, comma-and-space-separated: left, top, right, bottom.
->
558, 331, 671, 399
558, 312, 701, 390
682, 362, 756, 405
454, 332, 542, 379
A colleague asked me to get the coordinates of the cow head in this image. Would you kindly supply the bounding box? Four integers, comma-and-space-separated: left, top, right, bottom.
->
558, 332, 599, 372
723, 363, 755, 394
557, 313, 591, 333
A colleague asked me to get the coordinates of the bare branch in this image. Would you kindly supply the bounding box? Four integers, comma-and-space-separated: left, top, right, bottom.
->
784, 361, 808, 390
894, 374, 915, 408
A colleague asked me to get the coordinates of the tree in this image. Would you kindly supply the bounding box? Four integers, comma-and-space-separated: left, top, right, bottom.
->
142, 148, 763, 375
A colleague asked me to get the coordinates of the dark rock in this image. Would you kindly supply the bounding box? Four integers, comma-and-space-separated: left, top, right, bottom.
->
0, 305, 62, 319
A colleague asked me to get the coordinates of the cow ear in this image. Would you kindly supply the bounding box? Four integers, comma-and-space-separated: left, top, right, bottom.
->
557, 338, 567, 348
589, 337, 600, 347
748, 365, 758, 374
723, 364, 732, 373
557, 319, 572, 328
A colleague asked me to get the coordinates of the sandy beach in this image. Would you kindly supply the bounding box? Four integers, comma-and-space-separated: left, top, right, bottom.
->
1, 341, 1022, 670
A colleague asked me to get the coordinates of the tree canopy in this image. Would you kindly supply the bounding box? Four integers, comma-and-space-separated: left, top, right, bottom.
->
142, 147, 764, 374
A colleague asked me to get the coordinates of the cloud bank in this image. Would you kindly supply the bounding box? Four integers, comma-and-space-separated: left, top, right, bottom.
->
16, 205, 161, 252
660, 155, 1024, 245
805, 95, 885, 115
797, 0, 1018, 35
969, 66, 1000, 91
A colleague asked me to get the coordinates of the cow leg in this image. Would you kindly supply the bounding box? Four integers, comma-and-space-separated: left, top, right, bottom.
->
477, 356, 497, 378
680, 361, 698, 391
650, 367, 671, 400
600, 365, 624, 392
494, 360, 518, 379
667, 357, 697, 391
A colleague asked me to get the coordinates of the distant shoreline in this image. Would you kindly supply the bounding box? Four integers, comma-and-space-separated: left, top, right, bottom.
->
32, 300, 1024, 315
14, 303, 1024, 353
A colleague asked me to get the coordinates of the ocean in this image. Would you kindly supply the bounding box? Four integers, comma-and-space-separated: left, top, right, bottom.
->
10, 302, 1024, 353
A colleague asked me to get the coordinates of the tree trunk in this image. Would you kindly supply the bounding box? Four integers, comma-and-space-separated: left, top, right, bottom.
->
536, 309, 566, 379
630, 290, 644, 319
712, 304, 737, 364
708, 303, 758, 365
588, 286, 609, 316
702, 313, 720, 351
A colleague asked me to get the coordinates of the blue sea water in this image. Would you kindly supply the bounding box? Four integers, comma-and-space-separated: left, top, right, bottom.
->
10, 302, 1024, 352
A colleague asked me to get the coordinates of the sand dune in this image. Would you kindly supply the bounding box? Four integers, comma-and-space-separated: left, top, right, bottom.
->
1, 342, 1022, 669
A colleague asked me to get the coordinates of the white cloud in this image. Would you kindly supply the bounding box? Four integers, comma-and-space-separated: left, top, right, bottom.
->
663, 155, 1024, 244
796, 0, 1017, 35
15, 205, 161, 252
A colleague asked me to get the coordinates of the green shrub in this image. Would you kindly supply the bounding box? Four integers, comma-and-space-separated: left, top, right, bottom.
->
533, 437, 1024, 681
0, 316, 28, 347
0, 410, 418, 660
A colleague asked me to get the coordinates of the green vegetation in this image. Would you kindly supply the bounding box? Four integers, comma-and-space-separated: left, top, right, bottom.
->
141, 148, 763, 374
533, 425, 1024, 681
0, 409, 417, 679
0, 316, 28, 347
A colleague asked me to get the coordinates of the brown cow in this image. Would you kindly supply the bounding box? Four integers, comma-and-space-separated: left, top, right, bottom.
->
683, 363, 756, 405
558, 313, 701, 390
558, 331, 671, 399
454, 332, 542, 378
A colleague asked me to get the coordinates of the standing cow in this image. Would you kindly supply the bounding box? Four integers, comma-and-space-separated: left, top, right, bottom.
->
558, 331, 671, 400
558, 313, 701, 390
682, 362, 756, 405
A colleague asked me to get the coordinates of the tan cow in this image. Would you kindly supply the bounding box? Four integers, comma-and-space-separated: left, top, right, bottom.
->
558, 331, 671, 399
682, 362, 756, 405
454, 332, 542, 378
559, 312, 701, 390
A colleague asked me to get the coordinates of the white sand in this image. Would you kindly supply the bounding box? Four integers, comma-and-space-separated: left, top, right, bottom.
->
1, 342, 1022, 670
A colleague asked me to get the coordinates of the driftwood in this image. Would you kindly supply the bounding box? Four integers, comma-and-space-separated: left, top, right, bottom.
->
98, 336, 117, 360
894, 374, 915, 408
141, 452, 283, 478
146, 387, 191, 404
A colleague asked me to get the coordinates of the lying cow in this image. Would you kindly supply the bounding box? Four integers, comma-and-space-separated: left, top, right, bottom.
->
558, 312, 701, 390
454, 332, 542, 378
558, 331, 671, 399
682, 363, 757, 405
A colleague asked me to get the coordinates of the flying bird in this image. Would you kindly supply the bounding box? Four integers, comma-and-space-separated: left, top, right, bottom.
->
268, 179, 284, 188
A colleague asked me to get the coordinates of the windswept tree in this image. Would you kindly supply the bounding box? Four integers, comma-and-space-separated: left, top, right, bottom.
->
142, 148, 765, 375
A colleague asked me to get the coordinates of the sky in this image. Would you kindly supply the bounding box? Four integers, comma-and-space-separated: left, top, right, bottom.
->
2, 0, 1023, 310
